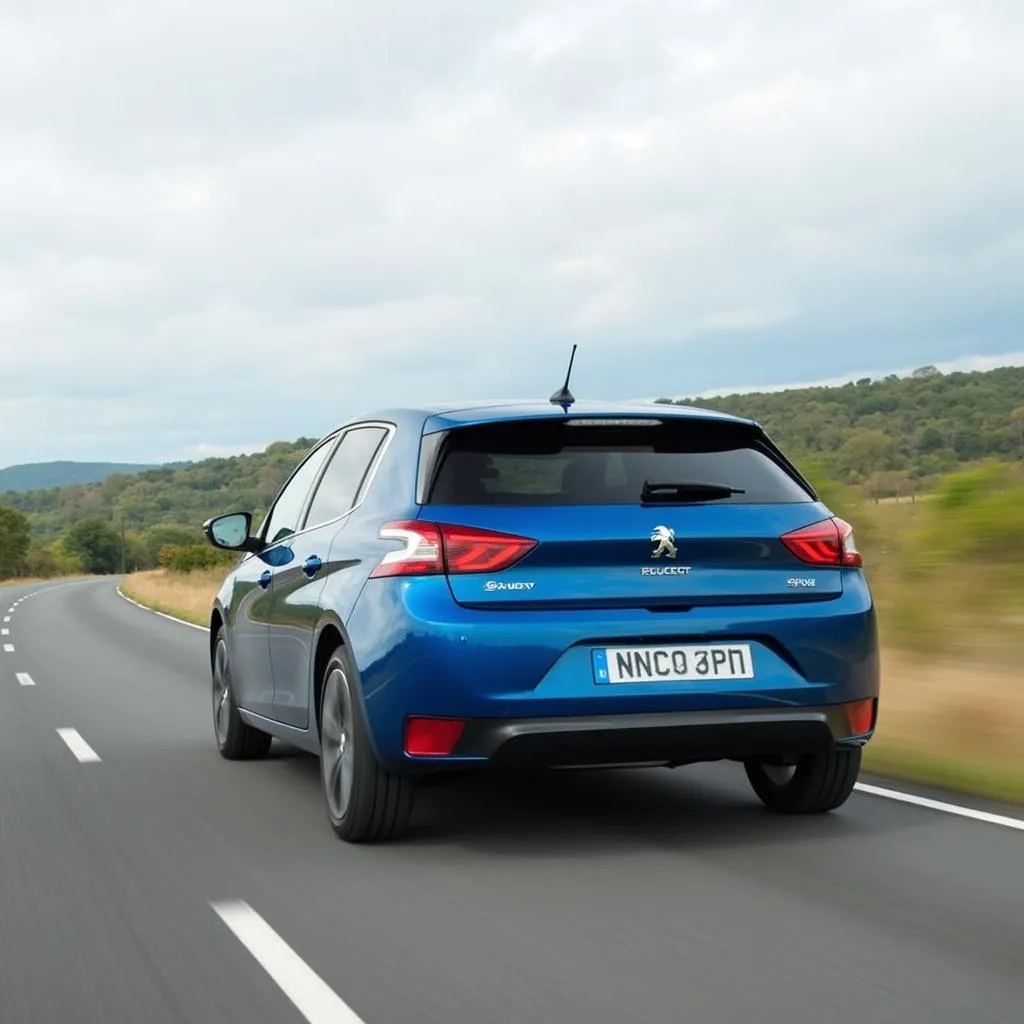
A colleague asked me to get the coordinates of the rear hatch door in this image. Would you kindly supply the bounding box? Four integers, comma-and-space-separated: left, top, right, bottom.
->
420, 414, 842, 610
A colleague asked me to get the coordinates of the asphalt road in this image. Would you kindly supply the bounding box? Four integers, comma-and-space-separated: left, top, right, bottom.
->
1, 577, 1023, 1024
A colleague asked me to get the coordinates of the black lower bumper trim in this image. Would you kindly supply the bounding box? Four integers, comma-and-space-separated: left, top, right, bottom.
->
452, 705, 860, 769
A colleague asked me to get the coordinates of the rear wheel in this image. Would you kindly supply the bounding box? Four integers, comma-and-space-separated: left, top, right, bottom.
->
212, 629, 272, 760
319, 647, 414, 843
745, 746, 861, 814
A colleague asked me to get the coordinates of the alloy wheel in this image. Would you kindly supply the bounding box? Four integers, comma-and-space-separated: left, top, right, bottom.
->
212, 640, 231, 746
321, 666, 355, 821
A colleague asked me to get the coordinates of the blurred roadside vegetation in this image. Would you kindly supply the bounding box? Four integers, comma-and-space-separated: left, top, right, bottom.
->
803, 458, 1024, 662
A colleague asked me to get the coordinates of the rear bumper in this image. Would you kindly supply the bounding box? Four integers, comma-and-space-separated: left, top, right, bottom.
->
410, 700, 876, 772
343, 575, 880, 770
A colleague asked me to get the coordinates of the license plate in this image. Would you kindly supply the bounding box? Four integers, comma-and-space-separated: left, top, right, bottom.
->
593, 643, 754, 684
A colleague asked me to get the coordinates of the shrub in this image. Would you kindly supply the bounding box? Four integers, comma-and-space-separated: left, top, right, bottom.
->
21, 540, 85, 579
157, 544, 236, 573
904, 462, 1024, 570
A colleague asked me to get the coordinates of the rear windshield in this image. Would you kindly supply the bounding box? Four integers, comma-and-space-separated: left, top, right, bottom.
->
425, 419, 812, 506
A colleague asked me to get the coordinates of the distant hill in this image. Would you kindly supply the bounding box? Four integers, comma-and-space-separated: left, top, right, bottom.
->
0, 460, 163, 493
659, 363, 1024, 489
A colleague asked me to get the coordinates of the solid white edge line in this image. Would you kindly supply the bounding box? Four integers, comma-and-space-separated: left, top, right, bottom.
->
211, 901, 364, 1024
116, 586, 209, 632
855, 782, 1024, 832
56, 728, 101, 763
16, 673, 35, 687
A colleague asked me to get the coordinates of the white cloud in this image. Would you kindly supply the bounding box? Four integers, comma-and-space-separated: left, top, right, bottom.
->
695, 308, 795, 332
0, 0, 1022, 464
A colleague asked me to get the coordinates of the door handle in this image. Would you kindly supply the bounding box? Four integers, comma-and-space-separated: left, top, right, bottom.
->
258, 570, 273, 590
302, 555, 323, 578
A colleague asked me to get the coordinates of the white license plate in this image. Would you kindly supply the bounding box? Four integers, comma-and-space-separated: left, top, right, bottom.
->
593, 643, 754, 684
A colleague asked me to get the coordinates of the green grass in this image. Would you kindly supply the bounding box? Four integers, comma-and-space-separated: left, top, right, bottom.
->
864, 747, 1024, 806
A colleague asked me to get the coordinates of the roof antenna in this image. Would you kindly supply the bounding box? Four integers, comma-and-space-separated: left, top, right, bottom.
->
549, 343, 578, 412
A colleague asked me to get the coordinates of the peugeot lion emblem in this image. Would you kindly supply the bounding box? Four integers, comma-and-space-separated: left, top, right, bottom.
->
650, 525, 677, 559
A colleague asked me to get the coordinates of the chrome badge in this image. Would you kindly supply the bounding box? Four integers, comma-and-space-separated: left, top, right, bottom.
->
650, 525, 677, 560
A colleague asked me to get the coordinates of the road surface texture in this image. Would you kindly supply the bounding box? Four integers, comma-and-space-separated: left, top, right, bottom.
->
1, 577, 1022, 1023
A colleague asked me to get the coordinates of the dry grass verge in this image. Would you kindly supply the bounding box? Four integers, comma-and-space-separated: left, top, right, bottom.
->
865, 651, 1024, 803
121, 568, 223, 626
121, 568, 1024, 805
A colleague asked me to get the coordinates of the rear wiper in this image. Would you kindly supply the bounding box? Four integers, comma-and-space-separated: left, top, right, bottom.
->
641, 480, 746, 503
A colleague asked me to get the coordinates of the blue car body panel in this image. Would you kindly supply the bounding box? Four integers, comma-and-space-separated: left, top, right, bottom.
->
211, 400, 880, 771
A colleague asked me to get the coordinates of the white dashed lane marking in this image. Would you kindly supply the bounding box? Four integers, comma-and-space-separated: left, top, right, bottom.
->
16, 673, 35, 687
1, 629, 8, 635
212, 901, 364, 1024
56, 729, 101, 763
3, 644, 14, 653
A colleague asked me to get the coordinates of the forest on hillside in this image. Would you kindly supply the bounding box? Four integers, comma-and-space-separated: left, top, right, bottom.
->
3, 439, 316, 544
659, 364, 1024, 496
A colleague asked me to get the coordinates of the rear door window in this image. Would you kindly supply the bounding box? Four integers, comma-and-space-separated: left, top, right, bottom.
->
425, 419, 811, 506
303, 426, 389, 528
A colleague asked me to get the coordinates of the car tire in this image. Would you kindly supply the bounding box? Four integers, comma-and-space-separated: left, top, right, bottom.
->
319, 646, 414, 843
212, 628, 272, 760
744, 746, 861, 814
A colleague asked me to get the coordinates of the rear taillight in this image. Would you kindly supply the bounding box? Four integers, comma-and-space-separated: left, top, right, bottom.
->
370, 522, 444, 577
369, 522, 536, 578
441, 524, 537, 573
781, 517, 863, 568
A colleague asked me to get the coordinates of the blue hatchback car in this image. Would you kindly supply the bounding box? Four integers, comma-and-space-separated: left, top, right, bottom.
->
203, 399, 879, 842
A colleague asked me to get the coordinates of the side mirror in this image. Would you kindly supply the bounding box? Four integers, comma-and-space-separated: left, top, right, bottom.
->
203, 512, 261, 552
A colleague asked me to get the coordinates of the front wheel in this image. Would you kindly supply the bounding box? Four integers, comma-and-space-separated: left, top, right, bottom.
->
745, 746, 862, 814
212, 629, 272, 760
319, 647, 414, 843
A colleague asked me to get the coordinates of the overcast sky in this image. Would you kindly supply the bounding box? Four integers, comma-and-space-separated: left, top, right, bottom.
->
1, 1, 1022, 467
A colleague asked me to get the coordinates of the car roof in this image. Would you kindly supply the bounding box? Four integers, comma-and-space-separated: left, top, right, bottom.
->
333, 400, 755, 436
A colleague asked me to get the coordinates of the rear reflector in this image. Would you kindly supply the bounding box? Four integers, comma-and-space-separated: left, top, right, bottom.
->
370, 522, 536, 578
405, 717, 467, 757
845, 698, 876, 737
781, 517, 863, 568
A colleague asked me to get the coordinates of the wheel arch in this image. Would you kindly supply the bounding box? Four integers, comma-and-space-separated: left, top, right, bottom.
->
311, 614, 391, 768
209, 603, 226, 666
312, 613, 355, 743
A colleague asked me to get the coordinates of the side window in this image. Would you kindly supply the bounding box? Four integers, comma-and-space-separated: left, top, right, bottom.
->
304, 426, 388, 527
262, 438, 337, 545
